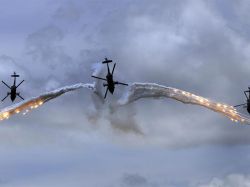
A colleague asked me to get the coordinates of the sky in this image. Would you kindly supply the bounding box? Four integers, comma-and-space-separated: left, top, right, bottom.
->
1, 0, 250, 186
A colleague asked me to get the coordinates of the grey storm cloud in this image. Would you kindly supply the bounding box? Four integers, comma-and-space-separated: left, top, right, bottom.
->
41, 0, 250, 148
121, 173, 151, 187
53, 1, 82, 22
198, 174, 250, 187
1, 0, 250, 148
25, 25, 73, 80
89, 0, 250, 147
1, 1, 250, 186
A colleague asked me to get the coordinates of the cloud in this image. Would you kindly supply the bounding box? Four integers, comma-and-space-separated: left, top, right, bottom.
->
121, 173, 150, 187
77, 0, 250, 147
53, 2, 82, 22
25, 25, 69, 72
118, 173, 250, 187
199, 174, 250, 187
111, 173, 181, 187
2, 1, 250, 186
2, 0, 250, 149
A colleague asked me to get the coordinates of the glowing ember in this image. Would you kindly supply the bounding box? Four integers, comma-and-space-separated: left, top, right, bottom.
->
0, 83, 95, 122
0, 82, 249, 125
117, 83, 250, 125
3, 112, 9, 118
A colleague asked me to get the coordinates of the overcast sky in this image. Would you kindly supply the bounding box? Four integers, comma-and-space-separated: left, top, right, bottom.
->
1, 0, 250, 186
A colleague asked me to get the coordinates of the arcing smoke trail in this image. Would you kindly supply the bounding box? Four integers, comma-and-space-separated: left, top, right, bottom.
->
0, 82, 249, 124
0, 83, 95, 120
117, 83, 250, 124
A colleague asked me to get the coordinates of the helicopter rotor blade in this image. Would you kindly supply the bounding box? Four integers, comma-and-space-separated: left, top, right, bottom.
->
2, 81, 11, 89
234, 103, 247, 107
91, 75, 107, 81
104, 87, 108, 99
111, 63, 116, 75
17, 93, 24, 100
114, 81, 128, 86
16, 80, 24, 88
1, 93, 10, 102
244, 91, 250, 99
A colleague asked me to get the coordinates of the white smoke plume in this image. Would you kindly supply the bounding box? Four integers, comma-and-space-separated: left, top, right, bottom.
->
86, 63, 105, 123
117, 83, 250, 124
0, 82, 249, 125
0, 83, 95, 120
107, 103, 143, 134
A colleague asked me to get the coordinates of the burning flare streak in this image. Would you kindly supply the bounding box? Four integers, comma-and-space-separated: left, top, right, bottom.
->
0, 83, 95, 121
117, 83, 250, 124
0, 82, 249, 124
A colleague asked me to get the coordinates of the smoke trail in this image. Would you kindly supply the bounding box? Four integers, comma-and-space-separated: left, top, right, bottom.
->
0, 82, 249, 125
85, 63, 105, 123
0, 83, 95, 120
91, 62, 103, 77
90, 62, 105, 101
117, 83, 250, 124
107, 103, 143, 134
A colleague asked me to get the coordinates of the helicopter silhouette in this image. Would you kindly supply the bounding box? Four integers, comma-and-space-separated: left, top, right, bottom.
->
2, 72, 25, 102
234, 87, 250, 113
91, 58, 128, 99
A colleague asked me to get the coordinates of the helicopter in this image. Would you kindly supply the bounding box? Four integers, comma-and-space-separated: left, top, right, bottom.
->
2, 72, 25, 102
234, 87, 250, 113
91, 58, 128, 99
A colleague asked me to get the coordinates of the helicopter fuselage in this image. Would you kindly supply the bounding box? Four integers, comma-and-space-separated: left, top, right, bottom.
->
10, 85, 17, 102
106, 73, 115, 94
247, 99, 250, 114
